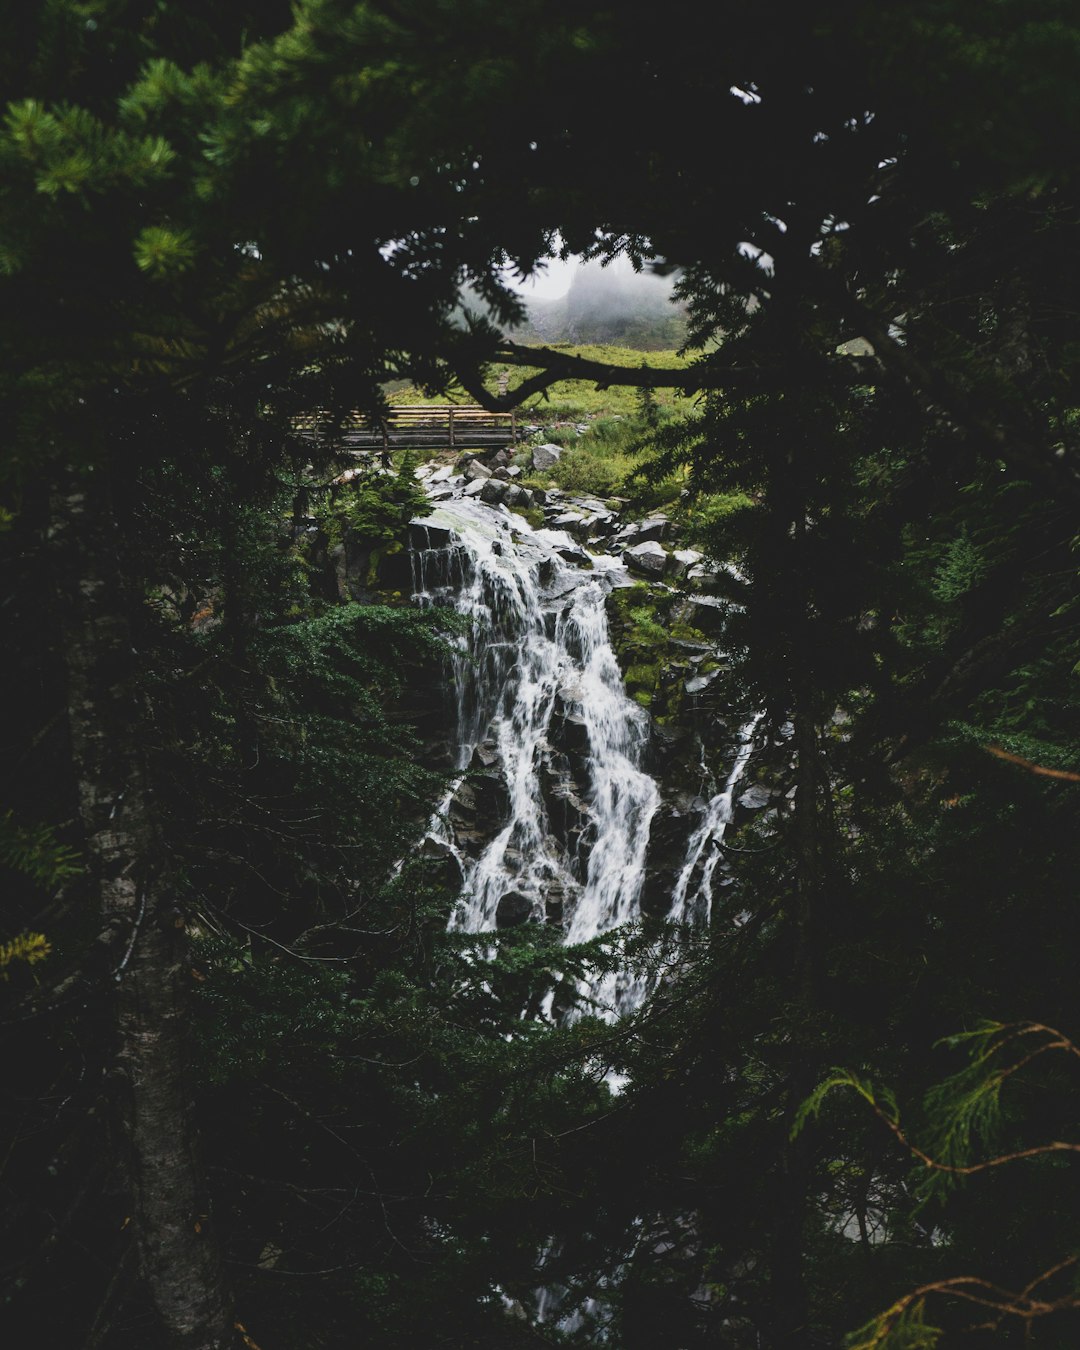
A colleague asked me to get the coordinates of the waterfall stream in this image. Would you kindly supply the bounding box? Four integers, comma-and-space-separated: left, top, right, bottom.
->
410, 489, 761, 1020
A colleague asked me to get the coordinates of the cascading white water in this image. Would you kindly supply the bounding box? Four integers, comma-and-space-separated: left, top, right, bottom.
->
668, 712, 765, 927
412, 497, 660, 1017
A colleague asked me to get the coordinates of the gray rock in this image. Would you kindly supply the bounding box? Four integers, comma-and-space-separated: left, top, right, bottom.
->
684, 668, 721, 696
624, 540, 669, 575
504, 465, 523, 479
428, 464, 455, 483
532, 443, 563, 472
669, 548, 704, 580
465, 459, 492, 481
463, 479, 487, 497
493, 466, 512, 481
634, 515, 671, 544
480, 479, 508, 504
738, 784, 773, 811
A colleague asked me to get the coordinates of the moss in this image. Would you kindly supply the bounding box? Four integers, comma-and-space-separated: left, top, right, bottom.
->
508, 503, 545, 530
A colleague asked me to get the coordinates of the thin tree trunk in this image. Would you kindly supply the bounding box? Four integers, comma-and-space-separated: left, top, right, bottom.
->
51, 473, 236, 1350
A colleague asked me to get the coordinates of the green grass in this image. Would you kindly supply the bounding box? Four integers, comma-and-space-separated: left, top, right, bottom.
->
388, 343, 698, 419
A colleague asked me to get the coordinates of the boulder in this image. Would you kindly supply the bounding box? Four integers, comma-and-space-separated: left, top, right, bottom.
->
463, 478, 487, 497
532, 443, 563, 471
480, 479, 508, 505
737, 784, 773, 811
669, 548, 704, 580
684, 668, 721, 697
632, 516, 671, 544
465, 459, 492, 481
496, 891, 534, 928
624, 540, 668, 575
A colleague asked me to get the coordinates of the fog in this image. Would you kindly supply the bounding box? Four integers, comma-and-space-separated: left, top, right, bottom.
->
508, 255, 684, 349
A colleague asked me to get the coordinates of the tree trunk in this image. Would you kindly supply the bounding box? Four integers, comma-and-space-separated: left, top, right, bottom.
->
51, 473, 236, 1350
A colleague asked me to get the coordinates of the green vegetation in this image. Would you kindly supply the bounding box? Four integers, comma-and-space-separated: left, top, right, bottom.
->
4, 4, 1080, 1350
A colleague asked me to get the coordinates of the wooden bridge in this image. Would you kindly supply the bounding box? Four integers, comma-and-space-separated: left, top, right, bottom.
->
298, 404, 518, 453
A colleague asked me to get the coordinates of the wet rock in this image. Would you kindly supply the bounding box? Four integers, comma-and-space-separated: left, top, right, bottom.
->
532, 443, 563, 471
463, 479, 487, 497
471, 739, 500, 769
496, 891, 534, 928
428, 464, 455, 483
465, 459, 492, 481
684, 668, 721, 696
480, 479, 508, 505
471, 769, 511, 824
624, 540, 669, 575
545, 885, 568, 925
410, 521, 454, 550
419, 837, 464, 892
550, 511, 593, 541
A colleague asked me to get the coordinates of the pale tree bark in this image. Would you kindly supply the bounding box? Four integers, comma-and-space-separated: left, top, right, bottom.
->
51, 472, 237, 1350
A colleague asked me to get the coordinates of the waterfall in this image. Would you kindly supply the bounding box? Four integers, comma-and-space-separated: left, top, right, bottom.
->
413, 498, 659, 1017
410, 488, 763, 1023
668, 712, 765, 927
409, 485, 765, 1336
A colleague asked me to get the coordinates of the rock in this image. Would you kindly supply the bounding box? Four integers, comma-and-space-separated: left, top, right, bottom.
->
532, 443, 563, 471
504, 465, 523, 479
669, 548, 704, 580
553, 539, 591, 566
550, 510, 587, 536
681, 596, 726, 635
491, 448, 511, 467
496, 891, 534, 928
428, 485, 455, 502
504, 484, 528, 508
624, 540, 669, 575
428, 464, 455, 483
410, 521, 454, 550
463, 479, 487, 497
419, 837, 464, 892
684, 669, 721, 696
471, 739, 500, 769
493, 466, 511, 480
465, 459, 492, 481
634, 515, 671, 544
480, 479, 508, 505
738, 784, 773, 811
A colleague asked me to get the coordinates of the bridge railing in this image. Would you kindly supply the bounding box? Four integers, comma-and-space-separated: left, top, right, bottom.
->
296, 404, 517, 451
